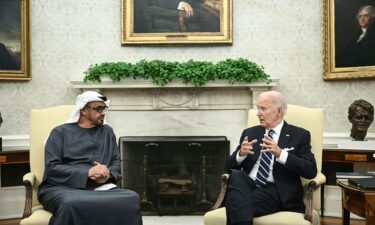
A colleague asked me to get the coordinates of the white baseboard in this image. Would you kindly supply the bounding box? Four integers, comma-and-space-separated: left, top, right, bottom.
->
0, 186, 25, 219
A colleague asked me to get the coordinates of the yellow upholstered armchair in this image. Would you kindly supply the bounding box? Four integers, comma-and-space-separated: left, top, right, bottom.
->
204, 104, 326, 225
20, 105, 74, 225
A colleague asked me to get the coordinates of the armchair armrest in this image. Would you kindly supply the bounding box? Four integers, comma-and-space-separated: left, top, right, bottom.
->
23, 172, 36, 186
309, 172, 326, 187
304, 172, 326, 222
22, 172, 36, 218
116, 174, 123, 188
210, 173, 229, 211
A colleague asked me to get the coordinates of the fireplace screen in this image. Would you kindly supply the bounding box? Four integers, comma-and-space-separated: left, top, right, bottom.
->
119, 136, 229, 215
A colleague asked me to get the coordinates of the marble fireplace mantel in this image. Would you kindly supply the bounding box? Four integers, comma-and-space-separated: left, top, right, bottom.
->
70, 79, 279, 111
71, 79, 278, 151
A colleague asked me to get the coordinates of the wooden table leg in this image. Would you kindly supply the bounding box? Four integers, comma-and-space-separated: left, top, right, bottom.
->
367, 216, 375, 225
321, 183, 325, 216
342, 206, 350, 225
342, 191, 350, 225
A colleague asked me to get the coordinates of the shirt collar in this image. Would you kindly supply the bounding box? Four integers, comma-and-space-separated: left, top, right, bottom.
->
266, 120, 284, 137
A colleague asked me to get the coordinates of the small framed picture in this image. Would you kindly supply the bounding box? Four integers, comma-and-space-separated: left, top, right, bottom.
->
121, 0, 232, 45
0, 0, 31, 80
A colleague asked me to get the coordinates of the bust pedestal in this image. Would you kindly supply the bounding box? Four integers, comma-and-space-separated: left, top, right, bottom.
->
336, 139, 375, 150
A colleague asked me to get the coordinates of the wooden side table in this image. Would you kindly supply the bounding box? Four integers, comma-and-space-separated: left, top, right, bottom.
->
321, 148, 375, 216
0, 150, 29, 186
323, 148, 375, 163
0, 150, 29, 165
337, 180, 375, 225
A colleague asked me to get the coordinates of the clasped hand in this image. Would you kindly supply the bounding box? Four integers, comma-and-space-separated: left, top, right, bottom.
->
88, 161, 110, 184
239, 135, 282, 157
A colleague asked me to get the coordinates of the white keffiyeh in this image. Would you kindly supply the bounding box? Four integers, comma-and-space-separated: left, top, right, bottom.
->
65, 91, 110, 123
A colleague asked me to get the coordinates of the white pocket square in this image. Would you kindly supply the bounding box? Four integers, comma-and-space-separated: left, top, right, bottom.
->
283, 147, 295, 152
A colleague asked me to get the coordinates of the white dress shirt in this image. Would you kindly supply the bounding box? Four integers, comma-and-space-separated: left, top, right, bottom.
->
356, 28, 367, 43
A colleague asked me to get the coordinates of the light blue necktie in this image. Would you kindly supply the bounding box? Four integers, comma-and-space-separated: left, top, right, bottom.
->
255, 130, 275, 187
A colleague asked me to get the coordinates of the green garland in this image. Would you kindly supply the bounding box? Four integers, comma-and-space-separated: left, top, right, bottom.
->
83, 58, 270, 87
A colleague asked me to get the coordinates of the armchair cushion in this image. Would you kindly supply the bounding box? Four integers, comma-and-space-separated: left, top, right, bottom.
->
20, 209, 52, 225
204, 207, 317, 225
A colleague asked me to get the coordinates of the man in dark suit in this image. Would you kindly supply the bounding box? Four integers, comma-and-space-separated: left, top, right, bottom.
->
225, 91, 317, 225
336, 5, 375, 67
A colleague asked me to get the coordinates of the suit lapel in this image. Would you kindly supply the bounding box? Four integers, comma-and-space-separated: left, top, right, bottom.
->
278, 122, 292, 149
254, 126, 266, 154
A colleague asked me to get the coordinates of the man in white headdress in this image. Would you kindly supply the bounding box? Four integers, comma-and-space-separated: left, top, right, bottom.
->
38, 91, 143, 225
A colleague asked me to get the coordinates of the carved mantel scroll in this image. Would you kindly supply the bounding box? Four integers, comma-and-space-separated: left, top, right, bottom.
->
70, 79, 278, 111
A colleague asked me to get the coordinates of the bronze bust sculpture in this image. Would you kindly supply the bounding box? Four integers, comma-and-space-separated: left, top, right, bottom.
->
348, 99, 374, 141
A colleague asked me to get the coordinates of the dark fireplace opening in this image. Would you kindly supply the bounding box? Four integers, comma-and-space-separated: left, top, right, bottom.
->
119, 136, 229, 215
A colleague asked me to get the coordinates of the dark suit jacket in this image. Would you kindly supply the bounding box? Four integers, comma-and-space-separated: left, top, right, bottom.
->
225, 122, 317, 213
336, 24, 375, 67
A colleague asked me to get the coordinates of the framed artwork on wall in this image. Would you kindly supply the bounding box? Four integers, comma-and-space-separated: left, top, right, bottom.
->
121, 0, 232, 45
323, 0, 375, 80
0, 0, 31, 80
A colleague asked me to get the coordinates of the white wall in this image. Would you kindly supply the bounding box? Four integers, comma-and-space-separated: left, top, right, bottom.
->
2, 1, 374, 219
0, 0, 375, 135
0, 0, 375, 137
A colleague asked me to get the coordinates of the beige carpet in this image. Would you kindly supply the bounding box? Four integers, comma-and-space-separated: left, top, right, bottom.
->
142, 215, 203, 225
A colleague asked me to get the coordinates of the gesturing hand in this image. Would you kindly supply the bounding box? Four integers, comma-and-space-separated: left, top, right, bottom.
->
260, 134, 282, 157
239, 136, 258, 156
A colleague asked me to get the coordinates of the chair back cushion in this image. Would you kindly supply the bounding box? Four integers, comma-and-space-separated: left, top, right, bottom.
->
29, 105, 74, 206
247, 104, 324, 209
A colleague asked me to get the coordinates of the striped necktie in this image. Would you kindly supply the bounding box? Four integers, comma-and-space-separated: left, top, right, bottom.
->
255, 129, 275, 187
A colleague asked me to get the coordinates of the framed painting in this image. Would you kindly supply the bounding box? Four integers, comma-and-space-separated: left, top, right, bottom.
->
121, 0, 232, 45
0, 0, 31, 80
323, 0, 375, 80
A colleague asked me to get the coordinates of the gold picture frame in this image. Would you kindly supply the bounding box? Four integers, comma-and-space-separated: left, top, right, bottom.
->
323, 0, 375, 80
121, 0, 232, 45
0, 0, 31, 80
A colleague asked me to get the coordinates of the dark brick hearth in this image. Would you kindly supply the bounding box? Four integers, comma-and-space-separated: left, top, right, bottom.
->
119, 136, 229, 215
